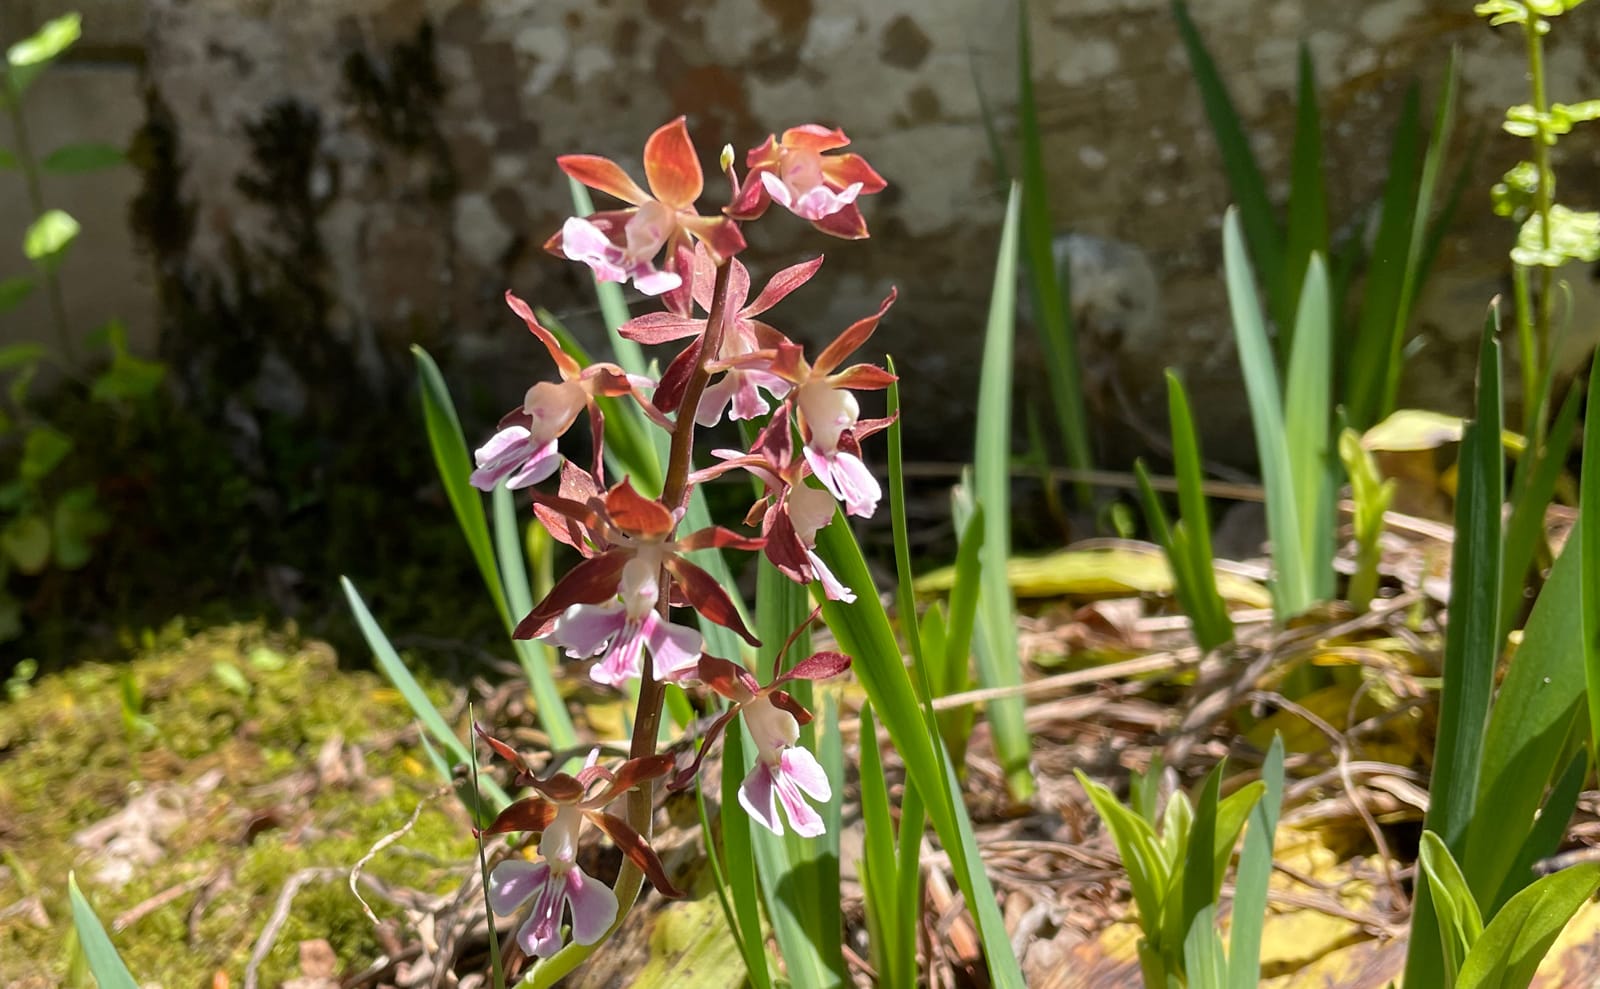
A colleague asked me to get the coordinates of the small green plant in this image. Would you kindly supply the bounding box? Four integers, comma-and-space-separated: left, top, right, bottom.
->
1075, 738, 1282, 989
1337, 428, 1396, 613
0, 12, 164, 644
1135, 371, 1233, 651
1476, 1, 1599, 441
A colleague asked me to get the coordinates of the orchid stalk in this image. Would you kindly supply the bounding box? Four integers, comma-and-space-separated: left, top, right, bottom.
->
466, 115, 888, 973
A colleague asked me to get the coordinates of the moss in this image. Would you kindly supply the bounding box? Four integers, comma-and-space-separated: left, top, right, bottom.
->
0, 622, 478, 987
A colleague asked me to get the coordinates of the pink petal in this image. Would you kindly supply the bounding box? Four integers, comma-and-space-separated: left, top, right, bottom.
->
643, 611, 704, 681
563, 866, 619, 945
520, 868, 570, 958
560, 217, 627, 282
760, 171, 795, 210
630, 264, 684, 297
738, 761, 783, 836
779, 745, 831, 801
793, 182, 861, 221
506, 438, 561, 489
806, 548, 855, 602
487, 858, 550, 916
695, 373, 740, 428
544, 602, 626, 659
831, 451, 881, 519
591, 617, 649, 686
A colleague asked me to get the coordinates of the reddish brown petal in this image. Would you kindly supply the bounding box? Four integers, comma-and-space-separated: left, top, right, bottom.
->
821, 151, 887, 195
589, 812, 686, 898
668, 707, 741, 789
477, 796, 559, 836
496, 406, 533, 431
811, 202, 870, 240
652, 339, 701, 416
594, 754, 675, 805
744, 255, 824, 317
603, 478, 676, 539
828, 364, 898, 391
849, 413, 897, 445
681, 214, 746, 265
743, 133, 784, 169
506, 292, 582, 379
521, 771, 586, 803
776, 650, 853, 685
557, 154, 651, 206
782, 124, 850, 153
813, 289, 897, 376
676, 526, 765, 552
762, 509, 814, 585
580, 364, 635, 398
642, 117, 703, 210
724, 170, 772, 221
698, 653, 762, 699
766, 688, 814, 727
619, 311, 704, 344
514, 551, 629, 639
475, 724, 529, 770
665, 558, 760, 646
525, 489, 603, 532
661, 236, 696, 318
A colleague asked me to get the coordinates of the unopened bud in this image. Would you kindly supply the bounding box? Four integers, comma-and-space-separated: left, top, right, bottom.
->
720, 144, 735, 173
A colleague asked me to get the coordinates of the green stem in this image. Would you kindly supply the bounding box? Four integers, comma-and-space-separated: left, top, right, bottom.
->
1524, 13, 1553, 445
2, 71, 75, 366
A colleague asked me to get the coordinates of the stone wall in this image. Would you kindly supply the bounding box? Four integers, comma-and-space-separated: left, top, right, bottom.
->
2, 0, 1597, 463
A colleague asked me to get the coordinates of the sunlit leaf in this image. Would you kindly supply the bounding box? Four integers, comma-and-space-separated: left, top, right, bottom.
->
23, 209, 80, 264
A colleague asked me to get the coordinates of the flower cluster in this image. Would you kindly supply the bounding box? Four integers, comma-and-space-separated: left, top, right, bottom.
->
471, 116, 887, 962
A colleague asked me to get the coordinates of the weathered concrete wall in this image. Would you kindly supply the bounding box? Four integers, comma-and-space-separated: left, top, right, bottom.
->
3, 0, 1598, 463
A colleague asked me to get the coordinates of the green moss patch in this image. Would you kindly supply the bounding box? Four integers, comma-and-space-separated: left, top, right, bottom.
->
0, 621, 477, 986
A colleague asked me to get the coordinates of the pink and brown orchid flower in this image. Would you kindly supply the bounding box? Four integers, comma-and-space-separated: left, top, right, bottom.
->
670, 651, 851, 837
620, 246, 822, 427
550, 117, 746, 317
476, 730, 683, 958
695, 414, 857, 602
514, 477, 762, 685
726, 125, 886, 239
471, 293, 662, 491
742, 289, 898, 519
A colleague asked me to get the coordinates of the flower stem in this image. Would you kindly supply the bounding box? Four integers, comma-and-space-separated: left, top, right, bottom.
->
609, 257, 736, 929
1523, 12, 1553, 443
2, 73, 76, 366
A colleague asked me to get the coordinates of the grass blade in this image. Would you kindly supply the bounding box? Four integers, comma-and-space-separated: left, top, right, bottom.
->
1018, 0, 1093, 488
491, 483, 579, 758
1347, 86, 1421, 428
1428, 312, 1504, 849
1500, 382, 1580, 637
1172, 0, 1283, 316
857, 703, 901, 987
413, 345, 510, 628
1284, 254, 1334, 599
341, 576, 509, 810
68, 873, 138, 989
1227, 734, 1284, 989
815, 519, 1025, 988
1406, 311, 1503, 988
718, 725, 773, 989
886, 357, 924, 670
973, 182, 1033, 801
1583, 350, 1600, 760
1379, 48, 1458, 422
1282, 44, 1328, 357
1163, 371, 1233, 648
1222, 208, 1309, 618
